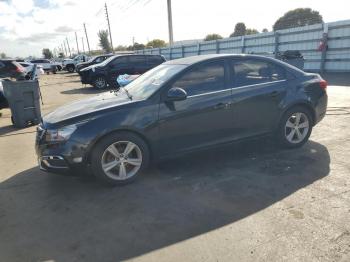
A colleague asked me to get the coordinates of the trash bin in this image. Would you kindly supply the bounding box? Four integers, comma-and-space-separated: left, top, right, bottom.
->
3, 80, 41, 128
276, 50, 304, 70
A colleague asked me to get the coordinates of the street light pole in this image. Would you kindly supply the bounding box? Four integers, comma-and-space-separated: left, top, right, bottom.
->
167, 0, 174, 46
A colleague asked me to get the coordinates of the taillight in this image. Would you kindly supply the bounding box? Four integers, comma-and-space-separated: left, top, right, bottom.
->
15, 66, 24, 73
319, 80, 327, 90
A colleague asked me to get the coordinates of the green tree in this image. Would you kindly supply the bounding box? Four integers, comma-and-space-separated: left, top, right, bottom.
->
114, 45, 128, 51
230, 22, 246, 37
273, 8, 323, 31
98, 30, 112, 53
262, 28, 269, 33
146, 39, 166, 48
204, 33, 223, 41
42, 48, 53, 59
126, 43, 145, 51
245, 28, 259, 35
0, 52, 6, 59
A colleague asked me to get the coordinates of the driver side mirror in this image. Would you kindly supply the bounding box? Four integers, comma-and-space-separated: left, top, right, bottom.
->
166, 87, 187, 102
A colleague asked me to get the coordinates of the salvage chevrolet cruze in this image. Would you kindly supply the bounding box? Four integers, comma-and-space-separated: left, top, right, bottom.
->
36, 54, 328, 185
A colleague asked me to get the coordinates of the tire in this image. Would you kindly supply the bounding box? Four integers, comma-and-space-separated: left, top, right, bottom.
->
91, 132, 150, 186
67, 65, 75, 73
109, 75, 120, 88
277, 106, 313, 149
93, 76, 108, 89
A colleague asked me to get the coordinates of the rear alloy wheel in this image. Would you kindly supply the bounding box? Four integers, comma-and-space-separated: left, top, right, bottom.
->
278, 107, 312, 148
93, 76, 107, 89
91, 132, 150, 185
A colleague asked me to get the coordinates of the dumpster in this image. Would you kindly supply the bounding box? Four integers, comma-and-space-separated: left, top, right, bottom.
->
276, 50, 304, 70
3, 80, 41, 128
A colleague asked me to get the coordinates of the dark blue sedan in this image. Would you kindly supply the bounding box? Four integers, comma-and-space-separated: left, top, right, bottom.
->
36, 54, 328, 185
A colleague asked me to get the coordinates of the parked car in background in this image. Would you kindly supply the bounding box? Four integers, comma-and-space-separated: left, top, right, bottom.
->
19, 62, 45, 79
51, 60, 63, 71
36, 54, 328, 185
0, 59, 26, 80
63, 54, 90, 73
76, 54, 114, 73
30, 59, 57, 74
0, 80, 8, 109
79, 54, 166, 89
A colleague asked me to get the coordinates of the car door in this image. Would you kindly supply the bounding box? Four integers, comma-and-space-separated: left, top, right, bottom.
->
157, 59, 234, 155
107, 56, 132, 83
229, 58, 288, 139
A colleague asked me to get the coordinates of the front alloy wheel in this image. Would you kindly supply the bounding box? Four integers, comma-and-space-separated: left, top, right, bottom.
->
93, 77, 107, 89
91, 132, 150, 185
101, 141, 142, 180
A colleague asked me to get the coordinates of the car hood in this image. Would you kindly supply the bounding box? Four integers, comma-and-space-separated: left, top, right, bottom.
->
44, 92, 133, 124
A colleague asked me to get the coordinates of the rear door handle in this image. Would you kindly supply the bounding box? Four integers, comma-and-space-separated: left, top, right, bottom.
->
269, 91, 279, 97
214, 102, 229, 110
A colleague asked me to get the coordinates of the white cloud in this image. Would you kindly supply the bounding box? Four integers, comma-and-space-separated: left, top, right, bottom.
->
0, 0, 349, 58
11, 0, 34, 14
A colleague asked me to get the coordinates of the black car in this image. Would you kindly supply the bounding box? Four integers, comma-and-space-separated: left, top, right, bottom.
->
76, 54, 114, 73
79, 54, 166, 89
0, 59, 26, 80
36, 54, 328, 185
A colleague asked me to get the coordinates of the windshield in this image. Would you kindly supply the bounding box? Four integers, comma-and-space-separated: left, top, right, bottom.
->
87, 56, 96, 63
125, 64, 186, 100
99, 55, 117, 66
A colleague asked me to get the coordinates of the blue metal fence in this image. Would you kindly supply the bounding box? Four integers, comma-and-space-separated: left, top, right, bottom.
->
136, 19, 350, 72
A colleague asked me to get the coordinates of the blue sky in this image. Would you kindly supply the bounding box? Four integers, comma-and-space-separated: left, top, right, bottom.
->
0, 0, 349, 58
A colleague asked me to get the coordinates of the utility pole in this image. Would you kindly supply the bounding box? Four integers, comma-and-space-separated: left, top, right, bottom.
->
167, 0, 174, 46
105, 2, 114, 53
75, 32, 80, 54
62, 42, 67, 57
81, 37, 85, 54
66, 37, 71, 57
83, 23, 91, 54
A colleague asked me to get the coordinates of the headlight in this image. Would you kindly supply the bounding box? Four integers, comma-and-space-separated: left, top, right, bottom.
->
45, 124, 77, 142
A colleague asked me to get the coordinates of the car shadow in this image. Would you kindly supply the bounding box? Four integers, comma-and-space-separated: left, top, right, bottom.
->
0, 140, 330, 262
0, 123, 36, 137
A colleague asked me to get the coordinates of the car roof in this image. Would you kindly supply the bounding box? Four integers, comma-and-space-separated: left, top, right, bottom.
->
163, 54, 280, 65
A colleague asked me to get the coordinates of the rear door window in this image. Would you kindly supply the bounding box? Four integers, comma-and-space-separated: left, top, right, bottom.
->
231, 59, 286, 87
